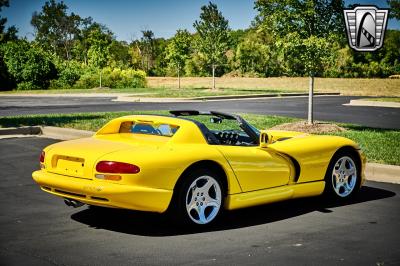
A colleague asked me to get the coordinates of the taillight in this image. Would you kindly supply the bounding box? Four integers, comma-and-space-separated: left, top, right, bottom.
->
39, 151, 45, 163
96, 161, 140, 174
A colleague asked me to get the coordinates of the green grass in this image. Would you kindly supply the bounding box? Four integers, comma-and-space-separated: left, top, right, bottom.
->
334, 126, 400, 165
0, 111, 399, 165
0, 87, 294, 98
361, 97, 400, 103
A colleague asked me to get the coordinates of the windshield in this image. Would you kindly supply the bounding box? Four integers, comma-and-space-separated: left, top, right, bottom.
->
183, 114, 259, 146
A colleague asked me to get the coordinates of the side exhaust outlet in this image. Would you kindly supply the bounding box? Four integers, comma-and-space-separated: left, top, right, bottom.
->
64, 198, 84, 208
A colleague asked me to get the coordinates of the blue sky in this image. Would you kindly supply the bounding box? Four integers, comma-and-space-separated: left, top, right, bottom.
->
2, 0, 399, 41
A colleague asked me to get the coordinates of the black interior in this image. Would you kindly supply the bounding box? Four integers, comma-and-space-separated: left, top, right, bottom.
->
169, 110, 260, 146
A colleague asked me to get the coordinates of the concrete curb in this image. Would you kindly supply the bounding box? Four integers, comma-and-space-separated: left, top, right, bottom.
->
0, 126, 398, 184
40, 126, 93, 140
365, 163, 400, 184
191, 92, 340, 101
114, 92, 341, 103
0, 126, 93, 140
345, 99, 400, 108
0, 126, 42, 135
113, 96, 197, 103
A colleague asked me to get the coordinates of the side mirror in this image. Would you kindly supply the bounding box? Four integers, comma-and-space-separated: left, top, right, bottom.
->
259, 131, 270, 148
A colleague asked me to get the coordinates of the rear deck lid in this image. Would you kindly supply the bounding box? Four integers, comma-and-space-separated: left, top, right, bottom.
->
45, 134, 170, 179
45, 136, 134, 179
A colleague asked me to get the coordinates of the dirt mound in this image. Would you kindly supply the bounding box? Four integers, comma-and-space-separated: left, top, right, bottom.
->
270, 121, 346, 134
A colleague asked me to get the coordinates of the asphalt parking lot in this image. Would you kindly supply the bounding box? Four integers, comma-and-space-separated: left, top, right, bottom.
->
0, 137, 399, 265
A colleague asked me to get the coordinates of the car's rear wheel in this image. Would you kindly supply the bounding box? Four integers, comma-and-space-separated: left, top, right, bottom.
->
173, 169, 224, 226
324, 151, 361, 199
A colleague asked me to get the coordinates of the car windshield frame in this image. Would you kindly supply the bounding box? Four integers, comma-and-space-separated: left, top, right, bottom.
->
169, 110, 260, 145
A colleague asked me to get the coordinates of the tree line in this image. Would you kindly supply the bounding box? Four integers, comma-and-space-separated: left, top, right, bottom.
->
0, 0, 399, 91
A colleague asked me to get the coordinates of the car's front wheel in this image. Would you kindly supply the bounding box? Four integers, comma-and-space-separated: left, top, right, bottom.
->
324, 151, 361, 199
173, 169, 224, 226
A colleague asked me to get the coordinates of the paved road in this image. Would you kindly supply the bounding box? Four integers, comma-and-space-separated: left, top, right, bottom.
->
1, 95, 399, 129
0, 137, 399, 265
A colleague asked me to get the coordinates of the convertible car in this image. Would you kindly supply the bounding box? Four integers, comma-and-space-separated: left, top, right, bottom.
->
32, 111, 365, 226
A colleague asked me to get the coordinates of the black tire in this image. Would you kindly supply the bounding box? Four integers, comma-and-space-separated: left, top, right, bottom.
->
323, 150, 361, 200
169, 168, 225, 227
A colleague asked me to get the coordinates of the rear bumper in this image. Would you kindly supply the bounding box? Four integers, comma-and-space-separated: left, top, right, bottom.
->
32, 170, 173, 213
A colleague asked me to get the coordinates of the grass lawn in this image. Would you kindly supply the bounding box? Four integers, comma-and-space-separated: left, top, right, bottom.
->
147, 77, 400, 97
1, 77, 399, 97
0, 111, 399, 165
361, 97, 400, 103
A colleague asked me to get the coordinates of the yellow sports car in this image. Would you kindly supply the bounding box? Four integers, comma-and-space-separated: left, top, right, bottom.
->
32, 111, 366, 226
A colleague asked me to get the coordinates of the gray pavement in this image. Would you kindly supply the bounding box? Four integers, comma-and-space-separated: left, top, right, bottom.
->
1, 95, 400, 129
0, 137, 399, 265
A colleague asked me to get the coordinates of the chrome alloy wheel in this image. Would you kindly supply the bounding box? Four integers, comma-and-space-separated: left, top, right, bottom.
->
332, 156, 357, 197
185, 175, 222, 225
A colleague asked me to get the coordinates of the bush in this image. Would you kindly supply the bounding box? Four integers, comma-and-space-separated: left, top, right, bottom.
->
1, 41, 57, 90
58, 61, 84, 87
49, 60, 84, 89
75, 67, 147, 89
0, 55, 16, 90
74, 68, 99, 89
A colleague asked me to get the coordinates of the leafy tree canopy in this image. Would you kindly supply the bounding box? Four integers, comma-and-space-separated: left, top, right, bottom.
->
193, 2, 231, 68
165, 29, 192, 70
0, 0, 18, 43
1, 41, 57, 89
388, 0, 400, 20
31, 0, 89, 60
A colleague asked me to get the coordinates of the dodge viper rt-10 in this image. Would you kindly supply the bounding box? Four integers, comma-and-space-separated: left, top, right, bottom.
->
32, 111, 366, 226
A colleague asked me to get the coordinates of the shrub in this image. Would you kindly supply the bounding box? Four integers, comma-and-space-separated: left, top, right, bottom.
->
58, 61, 84, 88
1, 41, 57, 90
49, 60, 84, 89
75, 67, 147, 89
74, 68, 99, 89
0, 55, 16, 90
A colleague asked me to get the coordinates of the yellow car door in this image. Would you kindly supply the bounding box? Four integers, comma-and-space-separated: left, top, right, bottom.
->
217, 145, 291, 192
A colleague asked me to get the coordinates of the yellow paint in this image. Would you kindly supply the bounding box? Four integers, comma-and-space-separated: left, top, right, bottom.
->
226, 181, 325, 210
264, 130, 362, 183
32, 170, 172, 212
32, 115, 365, 213
216, 145, 291, 192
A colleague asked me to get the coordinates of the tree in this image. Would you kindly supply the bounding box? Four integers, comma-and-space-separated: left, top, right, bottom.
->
31, 0, 84, 60
139, 30, 155, 72
109, 40, 130, 68
0, 0, 17, 43
235, 31, 270, 75
165, 29, 192, 88
194, 2, 231, 89
255, 0, 344, 124
87, 25, 113, 88
0, 0, 18, 90
72, 17, 94, 65
0, 0, 9, 40
388, 0, 400, 20
1, 41, 57, 90
128, 40, 142, 69
151, 37, 168, 76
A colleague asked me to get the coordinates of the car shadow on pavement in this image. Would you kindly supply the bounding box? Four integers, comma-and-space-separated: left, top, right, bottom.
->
70, 185, 395, 236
